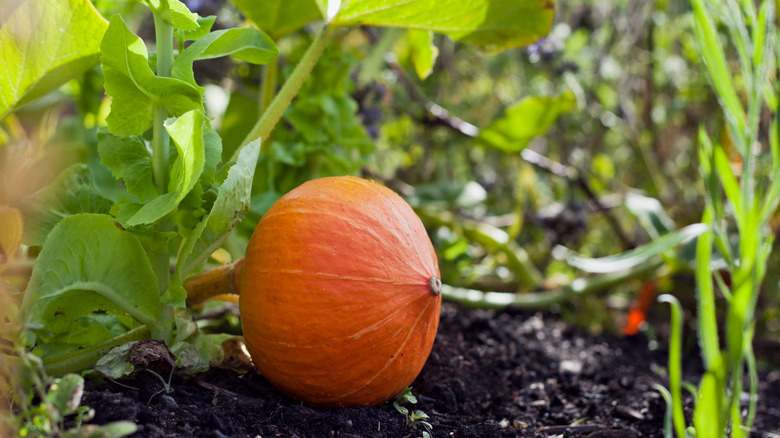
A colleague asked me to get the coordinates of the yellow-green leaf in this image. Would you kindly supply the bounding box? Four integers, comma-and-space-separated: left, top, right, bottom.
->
0, 0, 108, 119
477, 92, 575, 153
333, 0, 554, 52
409, 29, 438, 80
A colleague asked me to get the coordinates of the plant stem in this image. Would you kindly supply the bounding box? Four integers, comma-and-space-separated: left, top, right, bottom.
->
184, 258, 244, 308
259, 58, 278, 115
442, 259, 666, 310
42, 325, 151, 377
658, 294, 686, 438
233, 25, 337, 160
151, 11, 174, 343
152, 12, 174, 194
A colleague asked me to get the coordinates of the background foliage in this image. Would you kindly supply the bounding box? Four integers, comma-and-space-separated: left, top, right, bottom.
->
2, 0, 780, 435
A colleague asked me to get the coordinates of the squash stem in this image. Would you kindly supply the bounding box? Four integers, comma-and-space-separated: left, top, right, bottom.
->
185, 258, 244, 309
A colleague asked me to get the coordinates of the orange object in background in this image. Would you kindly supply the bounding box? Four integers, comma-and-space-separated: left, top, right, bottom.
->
623, 280, 657, 336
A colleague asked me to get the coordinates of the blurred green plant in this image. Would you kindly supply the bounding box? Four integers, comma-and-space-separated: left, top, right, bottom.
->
656, 0, 779, 436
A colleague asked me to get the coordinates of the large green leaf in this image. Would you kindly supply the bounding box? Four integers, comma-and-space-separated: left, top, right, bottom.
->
125, 110, 206, 226
171, 27, 278, 91
333, 0, 554, 51
19, 164, 113, 247
232, 0, 323, 38
0, 0, 108, 119
183, 138, 261, 275
22, 214, 162, 348
477, 92, 575, 153
101, 14, 202, 136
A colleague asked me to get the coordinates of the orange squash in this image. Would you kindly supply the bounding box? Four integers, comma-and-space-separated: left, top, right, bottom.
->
238, 176, 441, 407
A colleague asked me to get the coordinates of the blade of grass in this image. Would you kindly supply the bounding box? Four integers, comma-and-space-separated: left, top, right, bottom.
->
691, 0, 746, 144
653, 384, 675, 438
744, 340, 758, 433
712, 144, 743, 228
564, 224, 706, 274
695, 210, 720, 368
694, 364, 726, 437
658, 295, 686, 438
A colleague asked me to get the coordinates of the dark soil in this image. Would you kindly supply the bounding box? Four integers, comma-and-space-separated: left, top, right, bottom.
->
82, 303, 780, 437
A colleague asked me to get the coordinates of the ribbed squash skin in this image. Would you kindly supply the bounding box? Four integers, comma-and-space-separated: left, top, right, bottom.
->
239, 176, 441, 407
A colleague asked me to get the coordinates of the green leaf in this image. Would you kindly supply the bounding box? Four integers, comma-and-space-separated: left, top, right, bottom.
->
101, 14, 202, 136
313, 0, 329, 20
0, 0, 108, 119
332, 0, 554, 52
93, 342, 137, 380
171, 341, 209, 375
172, 27, 278, 90
477, 92, 575, 153
21, 214, 162, 348
694, 368, 726, 435
232, 0, 323, 38
98, 135, 157, 203
394, 403, 409, 415
691, 0, 745, 137
177, 15, 216, 43
19, 164, 113, 247
160, 0, 199, 31
47, 373, 85, 416
125, 110, 206, 227
190, 333, 234, 366
408, 29, 438, 80
138, 0, 199, 30
166, 110, 207, 194
201, 126, 223, 185
565, 223, 708, 273
695, 211, 720, 370
183, 139, 261, 275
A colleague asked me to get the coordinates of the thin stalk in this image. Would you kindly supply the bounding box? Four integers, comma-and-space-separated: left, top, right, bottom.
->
42, 325, 151, 377
152, 13, 174, 194
259, 58, 278, 115
696, 211, 720, 368
442, 259, 666, 310
234, 25, 337, 160
658, 295, 686, 438
745, 341, 758, 432
151, 11, 174, 342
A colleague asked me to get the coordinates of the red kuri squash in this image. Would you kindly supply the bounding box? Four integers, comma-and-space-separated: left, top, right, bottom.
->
238, 176, 442, 407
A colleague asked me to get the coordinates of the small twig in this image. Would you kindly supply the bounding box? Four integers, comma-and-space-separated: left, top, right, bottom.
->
520, 148, 574, 179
